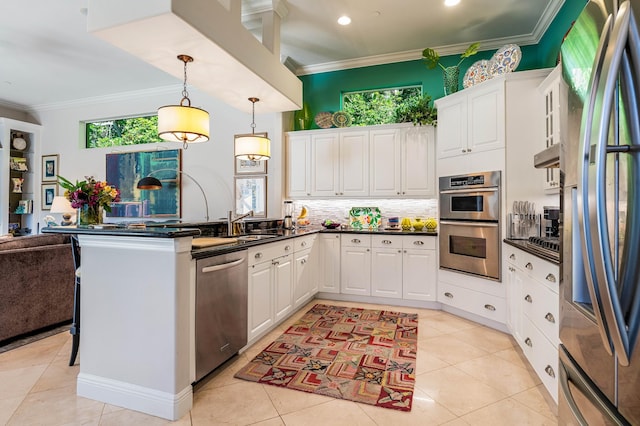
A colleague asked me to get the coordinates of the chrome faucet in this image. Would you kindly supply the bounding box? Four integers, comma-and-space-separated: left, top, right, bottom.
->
227, 210, 254, 236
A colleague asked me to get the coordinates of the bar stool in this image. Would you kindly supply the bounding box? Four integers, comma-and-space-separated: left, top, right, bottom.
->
69, 235, 81, 366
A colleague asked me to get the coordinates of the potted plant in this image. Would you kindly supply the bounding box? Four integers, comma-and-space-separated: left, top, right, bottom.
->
395, 94, 437, 126
422, 42, 480, 95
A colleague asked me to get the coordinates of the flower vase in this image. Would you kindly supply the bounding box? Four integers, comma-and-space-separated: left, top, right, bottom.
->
443, 66, 461, 95
78, 205, 103, 227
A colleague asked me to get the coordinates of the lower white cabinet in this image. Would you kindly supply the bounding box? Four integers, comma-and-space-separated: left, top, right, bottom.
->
371, 237, 403, 298
402, 236, 438, 301
318, 233, 341, 293
438, 280, 507, 323
247, 240, 295, 342
341, 235, 372, 295
505, 244, 559, 402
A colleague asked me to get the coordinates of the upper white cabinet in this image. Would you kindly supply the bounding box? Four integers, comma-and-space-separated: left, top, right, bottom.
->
0, 118, 42, 236
286, 133, 311, 197
538, 66, 566, 192
436, 80, 505, 159
286, 123, 435, 198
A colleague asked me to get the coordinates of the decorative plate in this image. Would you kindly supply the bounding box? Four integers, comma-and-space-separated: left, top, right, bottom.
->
12, 137, 27, 151
332, 111, 352, 128
488, 44, 522, 77
349, 207, 382, 230
314, 112, 333, 129
463, 60, 492, 89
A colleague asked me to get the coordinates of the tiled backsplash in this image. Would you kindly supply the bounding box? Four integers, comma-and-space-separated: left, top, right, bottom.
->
291, 198, 438, 226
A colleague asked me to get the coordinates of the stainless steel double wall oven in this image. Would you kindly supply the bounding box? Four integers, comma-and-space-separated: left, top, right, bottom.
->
439, 171, 502, 281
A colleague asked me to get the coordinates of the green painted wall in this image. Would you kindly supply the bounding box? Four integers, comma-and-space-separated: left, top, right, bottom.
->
297, 0, 587, 130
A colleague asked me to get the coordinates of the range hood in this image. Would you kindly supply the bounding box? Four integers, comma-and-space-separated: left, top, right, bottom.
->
534, 143, 560, 168
87, 0, 302, 113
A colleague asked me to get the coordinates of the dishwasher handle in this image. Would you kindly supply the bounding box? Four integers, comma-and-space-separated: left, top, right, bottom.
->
201, 257, 245, 273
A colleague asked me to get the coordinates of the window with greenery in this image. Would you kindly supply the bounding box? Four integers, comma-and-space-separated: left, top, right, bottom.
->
342, 86, 423, 126
86, 115, 164, 148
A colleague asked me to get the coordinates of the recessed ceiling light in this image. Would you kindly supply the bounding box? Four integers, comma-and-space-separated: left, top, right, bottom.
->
337, 15, 352, 26
444, 0, 460, 6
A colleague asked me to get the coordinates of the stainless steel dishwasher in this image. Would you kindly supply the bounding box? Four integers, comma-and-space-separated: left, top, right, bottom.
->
195, 250, 248, 382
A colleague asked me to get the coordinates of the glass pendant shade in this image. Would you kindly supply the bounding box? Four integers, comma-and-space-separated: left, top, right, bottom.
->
158, 104, 210, 143
234, 134, 271, 161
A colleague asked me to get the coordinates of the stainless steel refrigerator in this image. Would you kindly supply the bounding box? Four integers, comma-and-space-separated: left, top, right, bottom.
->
559, 0, 640, 424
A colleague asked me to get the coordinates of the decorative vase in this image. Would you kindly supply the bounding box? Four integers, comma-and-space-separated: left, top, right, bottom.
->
443, 66, 461, 95
78, 205, 103, 227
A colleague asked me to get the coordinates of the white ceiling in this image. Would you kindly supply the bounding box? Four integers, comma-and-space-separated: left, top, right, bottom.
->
0, 0, 563, 111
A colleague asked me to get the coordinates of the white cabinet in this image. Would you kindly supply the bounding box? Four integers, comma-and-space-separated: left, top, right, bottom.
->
0, 118, 42, 236
292, 234, 318, 309
504, 244, 559, 402
436, 80, 505, 160
310, 130, 368, 197
319, 233, 341, 293
286, 133, 311, 197
310, 132, 339, 197
369, 126, 436, 197
402, 235, 437, 301
538, 66, 566, 192
371, 236, 403, 299
286, 123, 435, 198
340, 235, 372, 295
247, 240, 295, 342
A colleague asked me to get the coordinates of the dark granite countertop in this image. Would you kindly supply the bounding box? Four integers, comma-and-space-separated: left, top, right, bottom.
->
42, 225, 201, 238
503, 238, 560, 265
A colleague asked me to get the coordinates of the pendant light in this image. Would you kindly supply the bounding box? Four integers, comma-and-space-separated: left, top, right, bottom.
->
234, 97, 271, 161
158, 54, 210, 149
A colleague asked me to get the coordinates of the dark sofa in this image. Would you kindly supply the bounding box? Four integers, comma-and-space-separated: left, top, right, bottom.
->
0, 234, 75, 343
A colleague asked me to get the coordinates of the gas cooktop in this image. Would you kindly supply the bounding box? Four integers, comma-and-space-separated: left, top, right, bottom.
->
525, 236, 560, 262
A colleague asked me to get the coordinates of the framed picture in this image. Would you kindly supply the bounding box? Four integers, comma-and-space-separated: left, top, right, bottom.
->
235, 176, 267, 217
41, 154, 59, 182
234, 132, 268, 174
41, 183, 58, 210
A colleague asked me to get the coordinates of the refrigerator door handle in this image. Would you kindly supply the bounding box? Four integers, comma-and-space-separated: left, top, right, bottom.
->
578, 12, 615, 356
588, 1, 638, 367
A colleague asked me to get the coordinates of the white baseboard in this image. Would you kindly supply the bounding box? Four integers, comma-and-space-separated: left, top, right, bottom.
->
77, 373, 192, 421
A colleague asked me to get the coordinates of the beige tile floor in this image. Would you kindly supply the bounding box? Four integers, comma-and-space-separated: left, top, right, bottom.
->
0, 299, 558, 425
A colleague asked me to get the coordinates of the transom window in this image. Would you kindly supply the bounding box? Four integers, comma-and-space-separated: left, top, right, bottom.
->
342, 85, 422, 126
85, 115, 164, 148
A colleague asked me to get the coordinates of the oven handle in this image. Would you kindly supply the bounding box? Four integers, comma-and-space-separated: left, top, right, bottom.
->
439, 188, 499, 195
440, 220, 499, 228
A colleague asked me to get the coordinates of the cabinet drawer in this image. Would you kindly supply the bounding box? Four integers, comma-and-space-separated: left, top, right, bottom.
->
341, 234, 372, 247
508, 247, 559, 291
522, 279, 559, 346
522, 318, 558, 402
248, 241, 294, 266
371, 235, 403, 249
403, 235, 436, 250
438, 281, 506, 323
294, 234, 316, 252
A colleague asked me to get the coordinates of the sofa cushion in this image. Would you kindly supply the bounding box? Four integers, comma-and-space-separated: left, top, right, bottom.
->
0, 234, 70, 252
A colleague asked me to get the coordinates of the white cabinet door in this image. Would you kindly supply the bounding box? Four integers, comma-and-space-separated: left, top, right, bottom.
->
287, 133, 311, 197
402, 248, 437, 301
339, 130, 369, 196
340, 246, 371, 295
436, 98, 467, 159
293, 249, 311, 309
539, 67, 564, 192
311, 133, 339, 196
369, 128, 401, 196
371, 247, 403, 298
273, 254, 293, 323
402, 126, 436, 196
248, 260, 274, 341
467, 81, 505, 154
319, 234, 341, 293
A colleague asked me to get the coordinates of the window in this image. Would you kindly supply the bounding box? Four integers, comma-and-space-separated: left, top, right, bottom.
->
342, 86, 422, 126
85, 115, 164, 148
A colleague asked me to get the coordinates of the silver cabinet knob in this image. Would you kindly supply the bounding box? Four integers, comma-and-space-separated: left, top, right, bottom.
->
545, 312, 556, 323
255, 252, 263, 259
444, 292, 454, 298
524, 294, 532, 303
462, 149, 467, 153
545, 365, 556, 378
382, 240, 392, 244
301, 241, 307, 247
509, 253, 516, 260
484, 304, 496, 311
413, 240, 424, 246
351, 238, 361, 243
525, 337, 533, 347
285, 245, 291, 251
525, 262, 533, 270
546, 273, 556, 283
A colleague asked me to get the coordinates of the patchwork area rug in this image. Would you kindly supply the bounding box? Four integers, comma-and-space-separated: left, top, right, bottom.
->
235, 304, 418, 411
